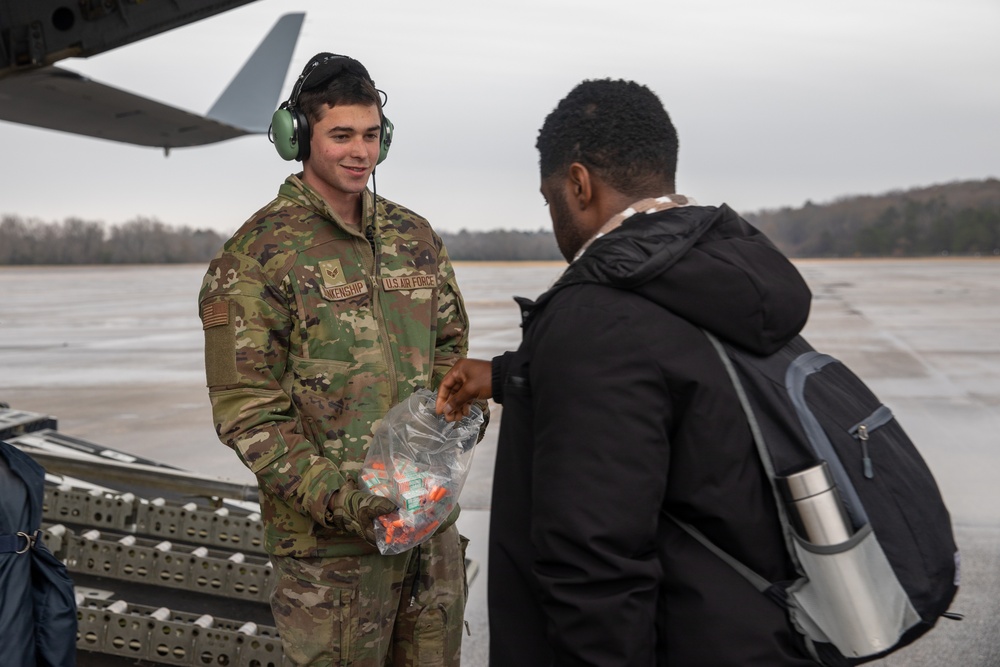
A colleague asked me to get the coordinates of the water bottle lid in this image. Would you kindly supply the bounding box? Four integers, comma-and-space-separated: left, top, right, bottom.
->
778, 461, 835, 502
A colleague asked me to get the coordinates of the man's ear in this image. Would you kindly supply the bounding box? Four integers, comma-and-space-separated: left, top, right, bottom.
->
567, 162, 592, 210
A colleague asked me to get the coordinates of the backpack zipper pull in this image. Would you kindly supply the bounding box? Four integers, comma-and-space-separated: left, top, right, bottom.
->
856, 424, 875, 479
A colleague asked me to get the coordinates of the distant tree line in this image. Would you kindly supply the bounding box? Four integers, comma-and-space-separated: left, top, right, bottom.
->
438, 228, 562, 261
0, 215, 563, 264
3, 179, 999, 263
747, 178, 1000, 258
0, 215, 226, 264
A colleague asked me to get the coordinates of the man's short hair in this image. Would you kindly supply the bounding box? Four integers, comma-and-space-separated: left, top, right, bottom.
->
536, 79, 678, 196
299, 68, 382, 125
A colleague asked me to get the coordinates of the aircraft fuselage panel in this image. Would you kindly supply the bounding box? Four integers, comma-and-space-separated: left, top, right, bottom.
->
0, 0, 260, 78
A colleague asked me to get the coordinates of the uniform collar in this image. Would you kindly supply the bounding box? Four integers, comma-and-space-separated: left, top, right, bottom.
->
284, 173, 375, 235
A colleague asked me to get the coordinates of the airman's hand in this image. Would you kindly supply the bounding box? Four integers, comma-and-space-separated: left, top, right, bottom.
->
328, 479, 397, 545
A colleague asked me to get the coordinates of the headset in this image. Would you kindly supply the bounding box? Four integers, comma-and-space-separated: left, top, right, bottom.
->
270, 53, 394, 164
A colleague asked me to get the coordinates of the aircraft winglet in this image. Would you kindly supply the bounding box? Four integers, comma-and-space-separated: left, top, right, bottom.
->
206, 12, 305, 132
0, 12, 306, 150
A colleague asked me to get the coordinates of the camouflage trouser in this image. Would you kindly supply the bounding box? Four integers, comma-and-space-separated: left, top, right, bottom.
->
270, 524, 469, 666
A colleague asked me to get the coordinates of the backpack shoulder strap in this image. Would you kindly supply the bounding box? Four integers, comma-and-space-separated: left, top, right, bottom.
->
666, 513, 771, 592
702, 331, 795, 533
666, 332, 803, 583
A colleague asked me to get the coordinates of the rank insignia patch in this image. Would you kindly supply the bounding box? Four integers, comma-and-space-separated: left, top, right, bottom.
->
319, 259, 347, 287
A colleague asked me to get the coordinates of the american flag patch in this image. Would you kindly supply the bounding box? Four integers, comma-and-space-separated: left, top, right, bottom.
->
201, 301, 229, 329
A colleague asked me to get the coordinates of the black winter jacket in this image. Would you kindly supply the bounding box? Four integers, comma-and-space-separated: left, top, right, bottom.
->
488, 204, 819, 666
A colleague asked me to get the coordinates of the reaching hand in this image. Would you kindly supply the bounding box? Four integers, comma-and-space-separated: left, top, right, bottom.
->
436, 358, 493, 422
328, 479, 397, 545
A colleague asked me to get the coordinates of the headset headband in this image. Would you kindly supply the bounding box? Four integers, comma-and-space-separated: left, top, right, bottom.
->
289, 53, 376, 105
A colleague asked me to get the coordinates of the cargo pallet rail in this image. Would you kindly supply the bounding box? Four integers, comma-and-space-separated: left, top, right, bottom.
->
1, 408, 279, 665
1, 406, 480, 665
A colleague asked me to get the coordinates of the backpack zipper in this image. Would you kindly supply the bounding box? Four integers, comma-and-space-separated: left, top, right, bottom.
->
849, 405, 894, 479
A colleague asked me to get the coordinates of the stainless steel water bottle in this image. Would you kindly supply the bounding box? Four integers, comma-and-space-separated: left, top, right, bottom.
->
777, 461, 906, 657
778, 461, 853, 545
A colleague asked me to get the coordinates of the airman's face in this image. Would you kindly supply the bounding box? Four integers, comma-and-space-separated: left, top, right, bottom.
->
303, 103, 381, 204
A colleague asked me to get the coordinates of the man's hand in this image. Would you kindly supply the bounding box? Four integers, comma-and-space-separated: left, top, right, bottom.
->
328, 479, 397, 545
436, 358, 493, 422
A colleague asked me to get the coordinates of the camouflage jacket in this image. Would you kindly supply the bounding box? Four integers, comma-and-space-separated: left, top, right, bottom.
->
198, 174, 469, 557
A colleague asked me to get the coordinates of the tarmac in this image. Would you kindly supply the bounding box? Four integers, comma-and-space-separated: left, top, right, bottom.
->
1, 258, 998, 665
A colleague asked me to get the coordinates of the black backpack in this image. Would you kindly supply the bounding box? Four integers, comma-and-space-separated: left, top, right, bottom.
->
672, 332, 960, 666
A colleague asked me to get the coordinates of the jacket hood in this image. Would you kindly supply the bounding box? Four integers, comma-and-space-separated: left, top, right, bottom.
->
535, 204, 811, 355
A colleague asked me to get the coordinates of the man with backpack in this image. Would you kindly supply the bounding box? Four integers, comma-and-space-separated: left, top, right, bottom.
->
434, 78, 822, 665
436, 77, 959, 666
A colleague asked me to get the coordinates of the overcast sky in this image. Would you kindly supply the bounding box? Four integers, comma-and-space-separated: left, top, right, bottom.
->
1, 0, 998, 236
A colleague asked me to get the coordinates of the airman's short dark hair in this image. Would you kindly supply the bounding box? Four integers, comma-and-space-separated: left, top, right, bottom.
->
298, 56, 382, 125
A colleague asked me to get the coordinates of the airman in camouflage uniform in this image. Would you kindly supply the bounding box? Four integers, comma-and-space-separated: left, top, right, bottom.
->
198, 54, 474, 666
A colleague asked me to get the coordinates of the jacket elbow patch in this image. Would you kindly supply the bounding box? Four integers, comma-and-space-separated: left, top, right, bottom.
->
235, 425, 287, 474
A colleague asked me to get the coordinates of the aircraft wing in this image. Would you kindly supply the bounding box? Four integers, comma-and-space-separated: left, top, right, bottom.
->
0, 66, 248, 148
0, 13, 304, 150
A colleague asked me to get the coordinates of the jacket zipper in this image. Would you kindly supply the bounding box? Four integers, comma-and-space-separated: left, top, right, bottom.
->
363, 200, 399, 406
849, 405, 894, 480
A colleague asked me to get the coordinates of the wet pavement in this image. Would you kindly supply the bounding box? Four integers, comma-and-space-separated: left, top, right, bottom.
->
1, 258, 998, 665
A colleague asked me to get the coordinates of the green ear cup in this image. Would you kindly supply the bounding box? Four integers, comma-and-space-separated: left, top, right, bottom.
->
271, 107, 301, 161
378, 116, 394, 165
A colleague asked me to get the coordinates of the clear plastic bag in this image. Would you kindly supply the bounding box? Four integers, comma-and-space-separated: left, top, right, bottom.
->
360, 388, 483, 555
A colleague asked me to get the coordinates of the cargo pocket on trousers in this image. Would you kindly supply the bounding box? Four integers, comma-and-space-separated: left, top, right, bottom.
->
269, 556, 353, 666
399, 527, 464, 665
413, 604, 448, 667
